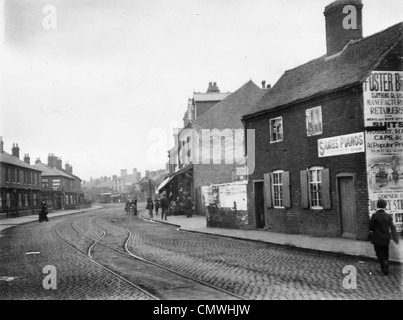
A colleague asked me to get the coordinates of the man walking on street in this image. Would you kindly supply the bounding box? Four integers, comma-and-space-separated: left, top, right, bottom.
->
146, 197, 154, 218
160, 193, 169, 221
183, 194, 194, 218
369, 199, 399, 275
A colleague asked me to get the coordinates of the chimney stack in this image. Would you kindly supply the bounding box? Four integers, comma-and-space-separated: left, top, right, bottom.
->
35, 158, 41, 164
56, 157, 62, 169
65, 162, 73, 174
207, 82, 220, 93
24, 154, 31, 165
0, 137, 3, 154
12, 143, 20, 158
324, 0, 363, 56
121, 169, 127, 177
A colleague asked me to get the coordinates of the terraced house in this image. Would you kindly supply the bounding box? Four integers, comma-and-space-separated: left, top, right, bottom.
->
0, 138, 42, 216
33, 154, 84, 210
242, 0, 403, 240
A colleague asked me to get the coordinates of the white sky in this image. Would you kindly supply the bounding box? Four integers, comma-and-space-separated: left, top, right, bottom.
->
0, 0, 402, 181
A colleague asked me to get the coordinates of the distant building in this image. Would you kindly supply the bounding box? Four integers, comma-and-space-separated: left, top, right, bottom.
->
32, 154, 81, 210
161, 81, 267, 217
183, 82, 231, 127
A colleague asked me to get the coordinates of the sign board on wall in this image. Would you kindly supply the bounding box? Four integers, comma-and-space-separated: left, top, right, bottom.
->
318, 132, 365, 157
201, 181, 247, 211
363, 71, 403, 232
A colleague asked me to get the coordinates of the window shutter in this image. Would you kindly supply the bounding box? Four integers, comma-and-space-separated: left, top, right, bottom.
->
300, 170, 309, 208
283, 171, 291, 208
264, 173, 272, 209
322, 168, 331, 209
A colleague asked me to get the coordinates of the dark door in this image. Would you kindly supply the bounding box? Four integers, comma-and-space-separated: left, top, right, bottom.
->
338, 176, 357, 238
254, 182, 265, 229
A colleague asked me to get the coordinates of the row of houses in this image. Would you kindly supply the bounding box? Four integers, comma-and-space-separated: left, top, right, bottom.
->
0, 138, 86, 216
82, 168, 168, 203
158, 0, 403, 241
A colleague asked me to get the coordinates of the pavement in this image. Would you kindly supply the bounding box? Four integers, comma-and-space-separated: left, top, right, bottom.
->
0, 205, 102, 234
1, 205, 401, 264
141, 211, 403, 265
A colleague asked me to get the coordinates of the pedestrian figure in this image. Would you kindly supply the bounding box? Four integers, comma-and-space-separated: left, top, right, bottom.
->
39, 201, 49, 222
160, 193, 169, 221
183, 194, 194, 218
146, 197, 154, 218
369, 199, 399, 275
154, 198, 160, 216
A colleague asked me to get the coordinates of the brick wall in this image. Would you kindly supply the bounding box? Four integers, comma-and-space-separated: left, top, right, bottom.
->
246, 86, 370, 239
206, 205, 251, 230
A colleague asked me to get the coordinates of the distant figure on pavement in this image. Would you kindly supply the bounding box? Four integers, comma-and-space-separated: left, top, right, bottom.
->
369, 199, 399, 275
39, 201, 49, 222
183, 194, 194, 218
160, 194, 169, 221
154, 198, 160, 216
146, 197, 154, 218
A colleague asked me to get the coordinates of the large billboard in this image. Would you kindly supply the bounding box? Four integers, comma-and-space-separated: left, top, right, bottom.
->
363, 71, 403, 232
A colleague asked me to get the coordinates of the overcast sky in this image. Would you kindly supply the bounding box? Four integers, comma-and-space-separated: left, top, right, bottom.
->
0, 0, 402, 182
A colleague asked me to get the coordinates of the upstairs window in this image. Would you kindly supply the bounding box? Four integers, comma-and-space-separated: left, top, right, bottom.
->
270, 117, 283, 143
306, 106, 323, 137
42, 178, 49, 188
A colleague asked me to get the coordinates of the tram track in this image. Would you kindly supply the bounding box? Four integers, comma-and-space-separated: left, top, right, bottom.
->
52, 216, 160, 300
53, 210, 244, 300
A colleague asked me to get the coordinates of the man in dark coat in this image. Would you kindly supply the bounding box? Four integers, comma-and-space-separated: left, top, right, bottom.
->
369, 199, 399, 275
183, 194, 194, 218
160, 194, 169, 221
145, 197, 154, 218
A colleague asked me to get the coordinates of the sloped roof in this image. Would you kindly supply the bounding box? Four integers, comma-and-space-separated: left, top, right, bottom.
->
0, 152, 42, 172
244, 22, 403, 118
193, 92, 231, 102
32, 162, 74, 179
192, 80, 267, 130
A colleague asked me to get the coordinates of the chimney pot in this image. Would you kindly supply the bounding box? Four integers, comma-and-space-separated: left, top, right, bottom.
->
12, 143, 20, 158
324, 0, 363, 56
24, 154, 31, 165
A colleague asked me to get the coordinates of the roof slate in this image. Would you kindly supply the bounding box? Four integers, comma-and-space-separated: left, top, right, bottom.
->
192, 80, 267, 130
0, 152, 42, 172
244, 22, 403, 118
32, 162, 74, 179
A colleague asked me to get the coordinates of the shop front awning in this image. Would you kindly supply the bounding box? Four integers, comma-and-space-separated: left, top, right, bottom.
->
156, 165, 194, 193
156, 176, 174, 193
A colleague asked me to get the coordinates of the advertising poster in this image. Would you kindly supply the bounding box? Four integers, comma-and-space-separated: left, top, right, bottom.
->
201, 182, 247, 211
363, 71, 403, 232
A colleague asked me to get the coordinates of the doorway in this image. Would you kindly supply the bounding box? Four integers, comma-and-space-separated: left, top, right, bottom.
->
337, 175, 357, 238
254, 181, 265, 229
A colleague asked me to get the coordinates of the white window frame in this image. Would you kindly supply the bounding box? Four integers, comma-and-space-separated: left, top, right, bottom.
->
308, 166, 323, 209
272, 170, 285, 209
306, 106, 323, 137
270, 117, 283, 143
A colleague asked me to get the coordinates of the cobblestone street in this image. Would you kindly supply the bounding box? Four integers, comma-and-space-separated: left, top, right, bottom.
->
1, 205, 402, 300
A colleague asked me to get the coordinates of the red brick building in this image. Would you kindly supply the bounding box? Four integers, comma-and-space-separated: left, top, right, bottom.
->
33, 154, 84, 210
0, 139, 42, 216
242, 0, 403, 240
163, 81, 267, 217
